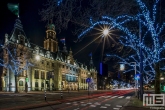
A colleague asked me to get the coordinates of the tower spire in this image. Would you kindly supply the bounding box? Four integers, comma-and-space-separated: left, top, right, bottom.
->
44, 20, 58, 52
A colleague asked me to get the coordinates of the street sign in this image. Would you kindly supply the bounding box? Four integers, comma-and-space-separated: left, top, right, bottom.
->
26, 78, 29, 82
86, 78, 91, 83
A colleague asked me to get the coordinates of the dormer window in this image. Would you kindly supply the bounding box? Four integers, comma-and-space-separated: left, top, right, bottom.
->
18, 33, 25, 45
20, 36, 24, 44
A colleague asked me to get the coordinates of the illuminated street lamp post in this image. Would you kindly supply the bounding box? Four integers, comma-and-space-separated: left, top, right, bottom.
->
100, 28, 109, 62
103, 29, 109, 36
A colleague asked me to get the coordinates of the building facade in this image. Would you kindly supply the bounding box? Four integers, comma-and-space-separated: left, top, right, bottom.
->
1, 18, 97, 92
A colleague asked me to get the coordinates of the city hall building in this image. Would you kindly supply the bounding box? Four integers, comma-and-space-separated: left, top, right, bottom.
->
1, 18, 97, 92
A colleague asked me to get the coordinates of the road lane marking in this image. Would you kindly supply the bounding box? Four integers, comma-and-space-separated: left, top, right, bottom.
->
90, 105, 96, 107
126, 96, 131, 99
78, 90, 133, 110
100, 106, 107, 108
81, 104, 87, 106
66, 103, 71, 104
107, 96, 111, 98
94, 102, 101, 105
116, 105, 122, 107
111, 96, 117, 98
118, 96, 124, 98
113, 108, 120, 110
105, 104, 111, 106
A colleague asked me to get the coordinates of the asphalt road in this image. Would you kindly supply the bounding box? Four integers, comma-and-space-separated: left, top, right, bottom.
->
27, 90, 134, 110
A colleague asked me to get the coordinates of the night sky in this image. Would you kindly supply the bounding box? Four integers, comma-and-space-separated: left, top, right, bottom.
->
0, 0, 102, 72
1, 0, 165, 75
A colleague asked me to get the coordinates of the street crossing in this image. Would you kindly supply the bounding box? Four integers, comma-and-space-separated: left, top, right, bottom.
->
98, 95, 131, 99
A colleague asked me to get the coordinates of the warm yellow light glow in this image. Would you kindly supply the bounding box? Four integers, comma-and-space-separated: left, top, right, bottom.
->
103, 29, 109, 36
160, 77, 164, 80
35, 55, 40, 60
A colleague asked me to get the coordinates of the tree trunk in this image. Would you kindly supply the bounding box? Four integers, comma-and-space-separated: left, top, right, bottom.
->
154, 62, 161, 94
15, 75, 18, 93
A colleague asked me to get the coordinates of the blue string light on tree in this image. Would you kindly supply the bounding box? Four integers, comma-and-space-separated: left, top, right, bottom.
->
78, 0, 165, 84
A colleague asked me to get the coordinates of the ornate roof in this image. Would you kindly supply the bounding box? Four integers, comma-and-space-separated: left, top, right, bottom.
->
9, 18, 31, 47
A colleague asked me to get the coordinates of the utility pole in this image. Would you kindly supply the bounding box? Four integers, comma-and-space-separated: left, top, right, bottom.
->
139, 17, 143, 101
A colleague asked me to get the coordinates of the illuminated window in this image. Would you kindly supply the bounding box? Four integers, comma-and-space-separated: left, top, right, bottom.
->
41, 71, 45, 79
34, 70, 39, 79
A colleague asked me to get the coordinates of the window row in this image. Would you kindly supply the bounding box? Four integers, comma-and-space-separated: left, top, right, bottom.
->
62, 65, 78, 72
34, 70, 54, 80
66, 76, 78, 82
34, 82, 54, 87
41, 60, 54, 67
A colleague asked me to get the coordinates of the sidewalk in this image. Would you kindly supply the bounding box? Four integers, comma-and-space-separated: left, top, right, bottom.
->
121, 96, 151, 110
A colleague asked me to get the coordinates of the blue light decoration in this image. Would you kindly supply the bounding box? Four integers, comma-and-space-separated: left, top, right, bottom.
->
86, 78, 91, 83
112, 80, 133, 88
0, 45, 33, 75
135, 74, 140, 80
57, 0, 63, 6
78, 0, 165, 84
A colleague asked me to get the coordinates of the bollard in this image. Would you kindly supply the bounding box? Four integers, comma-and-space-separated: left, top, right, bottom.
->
45, 90, 46, 101
61, 91, 63, 99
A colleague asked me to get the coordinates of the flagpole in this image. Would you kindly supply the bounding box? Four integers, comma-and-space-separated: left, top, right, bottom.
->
18, 3, 19, 18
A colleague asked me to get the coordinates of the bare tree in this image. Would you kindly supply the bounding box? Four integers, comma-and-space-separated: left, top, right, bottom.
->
39, 0, 138, 35
0, 44, 33, 93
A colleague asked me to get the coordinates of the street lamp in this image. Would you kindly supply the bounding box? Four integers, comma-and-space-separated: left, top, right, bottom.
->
103, 29, 109, 36
35, 55, 40, 61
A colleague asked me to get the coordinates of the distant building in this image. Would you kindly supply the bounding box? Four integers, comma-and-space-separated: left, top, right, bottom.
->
1, 18, 97, 92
